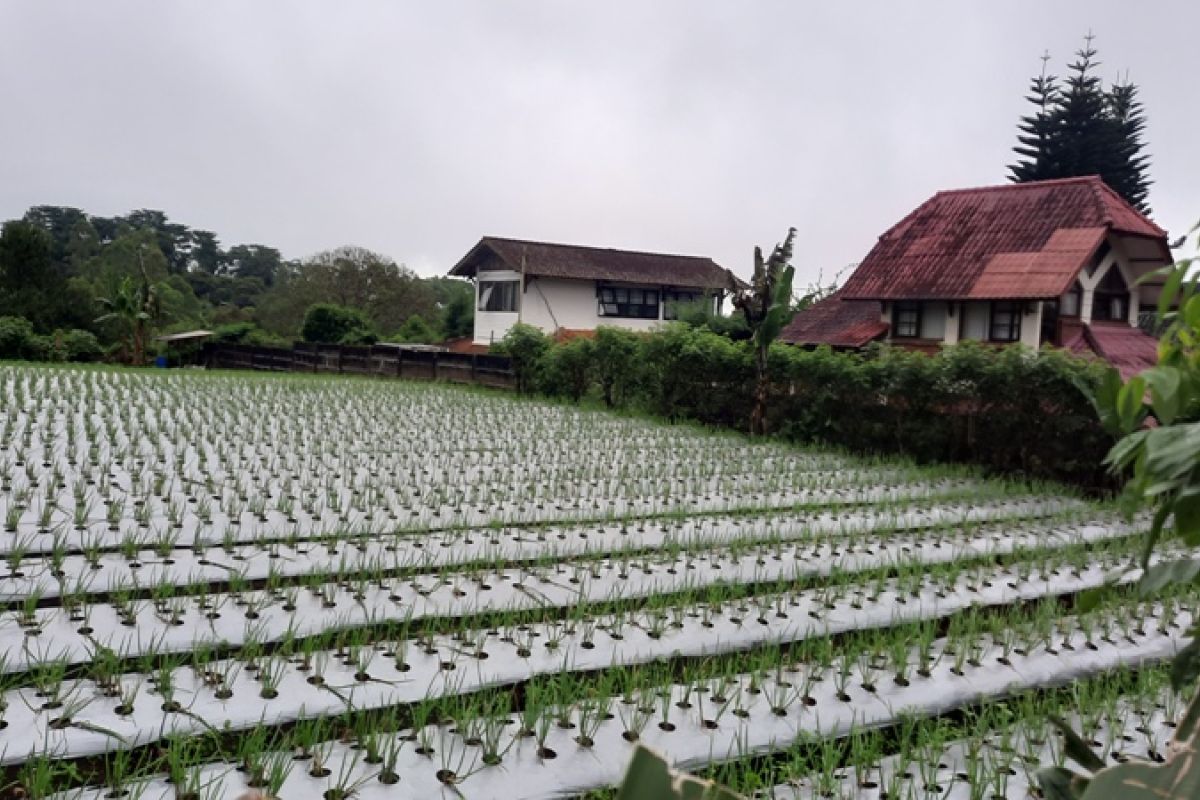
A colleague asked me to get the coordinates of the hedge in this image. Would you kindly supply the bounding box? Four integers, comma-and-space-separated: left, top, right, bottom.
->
499, 323, 1114, 490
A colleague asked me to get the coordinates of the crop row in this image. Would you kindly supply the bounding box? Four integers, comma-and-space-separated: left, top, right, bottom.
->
690, 664, 1183, 799
0, 536, 1160, 764
0, 496, 1092, 600
1, 368, 1002, 540
2, 513, 1137, 673
43, 591, 1193, 800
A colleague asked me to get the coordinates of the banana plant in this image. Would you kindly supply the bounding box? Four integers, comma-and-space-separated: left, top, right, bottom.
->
728, 228, 797, 436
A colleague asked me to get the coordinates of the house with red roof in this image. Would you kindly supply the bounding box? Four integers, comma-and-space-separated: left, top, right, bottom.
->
780, 176, 1173, 377
449, 237, 738, 345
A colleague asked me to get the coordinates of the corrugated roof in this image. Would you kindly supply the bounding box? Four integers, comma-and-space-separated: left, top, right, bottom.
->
779, 292, 888, 348
1083, 322, 1159, 380
841, 176, 1170, 301
449, 236, 738, 290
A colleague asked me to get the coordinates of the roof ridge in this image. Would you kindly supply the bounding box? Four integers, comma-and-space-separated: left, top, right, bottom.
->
482, 235, 716, 263
931, 175, 1103, 198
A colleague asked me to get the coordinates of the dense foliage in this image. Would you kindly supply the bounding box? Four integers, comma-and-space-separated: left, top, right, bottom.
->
1009, 34, 1152, 213
499, 322, 1115, 488
0, 205, 474, 363
1042, 224, 1200, 799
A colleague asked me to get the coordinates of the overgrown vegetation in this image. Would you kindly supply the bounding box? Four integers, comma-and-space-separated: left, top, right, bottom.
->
495, 321, 1114, 489
1039, 223, 1200, 798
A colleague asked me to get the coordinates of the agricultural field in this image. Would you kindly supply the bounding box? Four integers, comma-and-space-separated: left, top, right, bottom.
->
0, 363, 1190, 799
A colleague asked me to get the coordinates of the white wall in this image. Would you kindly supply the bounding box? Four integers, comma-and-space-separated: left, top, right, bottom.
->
473, 276, 687, 343
472, 269, 523, 345
1020, 301, 1042, 349
523, 278, 667, 334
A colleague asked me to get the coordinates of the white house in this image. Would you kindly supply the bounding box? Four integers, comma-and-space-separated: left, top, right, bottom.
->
781, 176, 1174, 377
449, 237, 739, 345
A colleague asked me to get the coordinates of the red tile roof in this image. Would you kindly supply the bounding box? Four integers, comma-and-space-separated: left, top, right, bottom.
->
449, 236, 739, 291
779, 292, 888, 348
841, 176, 1170, 301
1077, 322, 1159, 380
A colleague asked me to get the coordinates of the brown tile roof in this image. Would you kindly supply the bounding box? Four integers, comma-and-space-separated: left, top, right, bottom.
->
449, 236, 739, 290
841, 176, 1171, 302
1069, 321, 1159, 380
779, 292, 888, 348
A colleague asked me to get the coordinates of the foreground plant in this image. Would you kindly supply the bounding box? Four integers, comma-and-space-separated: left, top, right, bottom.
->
1043, 223, 1200, 800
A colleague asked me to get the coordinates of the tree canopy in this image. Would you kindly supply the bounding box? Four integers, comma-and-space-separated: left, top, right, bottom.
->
0, 204, 474, 359
1008, 34, 1152, 213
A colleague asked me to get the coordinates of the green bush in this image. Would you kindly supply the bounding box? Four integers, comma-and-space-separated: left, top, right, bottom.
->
539, 336, 594, 401
493, 324, 1113, 489
494, 323, 550, 394
60, 329, 103, 362
393, 314, 440, 344
301, 303, 377, 345
0, 316, 36, 360
592, 327, 642, 407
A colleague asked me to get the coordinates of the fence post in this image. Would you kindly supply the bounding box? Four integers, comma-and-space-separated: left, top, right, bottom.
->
470, 354, 477, 383
432, 351, 438, 381
396, 347, 403, 378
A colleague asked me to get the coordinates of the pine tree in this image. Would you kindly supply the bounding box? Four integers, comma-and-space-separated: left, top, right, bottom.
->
1105, 78, 1152, 213
1008, 51, 1059, 183
1008, 34, 1153, 214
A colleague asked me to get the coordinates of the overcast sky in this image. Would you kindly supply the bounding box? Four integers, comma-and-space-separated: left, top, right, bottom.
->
1, 1, 1196, 286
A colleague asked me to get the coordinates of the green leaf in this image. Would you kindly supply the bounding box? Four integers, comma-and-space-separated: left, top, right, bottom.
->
1158, 265, 1186, 320
616, 746, 745, 800
1169, 636, 1200, 691
1049, 716, 1106, 772
1038, 766, 1088, 800
1176, 491, 1200, 545
1144, 366, 1183, 425
1117, 376, 1147, 432
1138, 557, 1200, 596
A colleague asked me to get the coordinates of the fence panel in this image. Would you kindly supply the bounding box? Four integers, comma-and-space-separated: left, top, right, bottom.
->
201, 343, 514, 390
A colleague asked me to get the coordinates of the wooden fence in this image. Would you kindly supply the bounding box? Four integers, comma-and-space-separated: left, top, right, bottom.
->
200, 342, 515, 389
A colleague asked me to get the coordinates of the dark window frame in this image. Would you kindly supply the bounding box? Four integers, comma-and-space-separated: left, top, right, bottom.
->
477, 280, 519, 313
1091, 267, 1129, 322
988, 300, 1022, 343
598, 285, 660, 320
892, 301, 921, 338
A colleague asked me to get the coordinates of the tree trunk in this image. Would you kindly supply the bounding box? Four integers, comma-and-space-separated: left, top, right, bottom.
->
132, 321, 145, 366
750, 341, 768, 436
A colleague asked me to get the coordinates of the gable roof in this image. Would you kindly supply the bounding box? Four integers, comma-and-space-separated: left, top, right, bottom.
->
778, 291, 889, 348
840, 176, 1170, 302
449, 236, 738, 290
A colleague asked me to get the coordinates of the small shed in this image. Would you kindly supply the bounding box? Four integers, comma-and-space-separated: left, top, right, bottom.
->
154, 330, 214, 366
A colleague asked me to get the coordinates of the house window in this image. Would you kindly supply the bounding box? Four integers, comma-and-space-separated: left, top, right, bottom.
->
1061, 284, 1082, 317
1092, 267, 1129, 322
989, 301, 1022, 342
598, 286, 660, 319
478, 280, 519, 313
892, 301, 921, 338
663, 290, 701, 320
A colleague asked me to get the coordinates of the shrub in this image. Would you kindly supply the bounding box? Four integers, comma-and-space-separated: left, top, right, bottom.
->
60, 329, 103, 362
301, 304, 377, 345
592, 327, 642, 408
0, 316, 36, 360
493, 323, 550, 394
540, 336, 594, 401
393, 315, 440, 344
